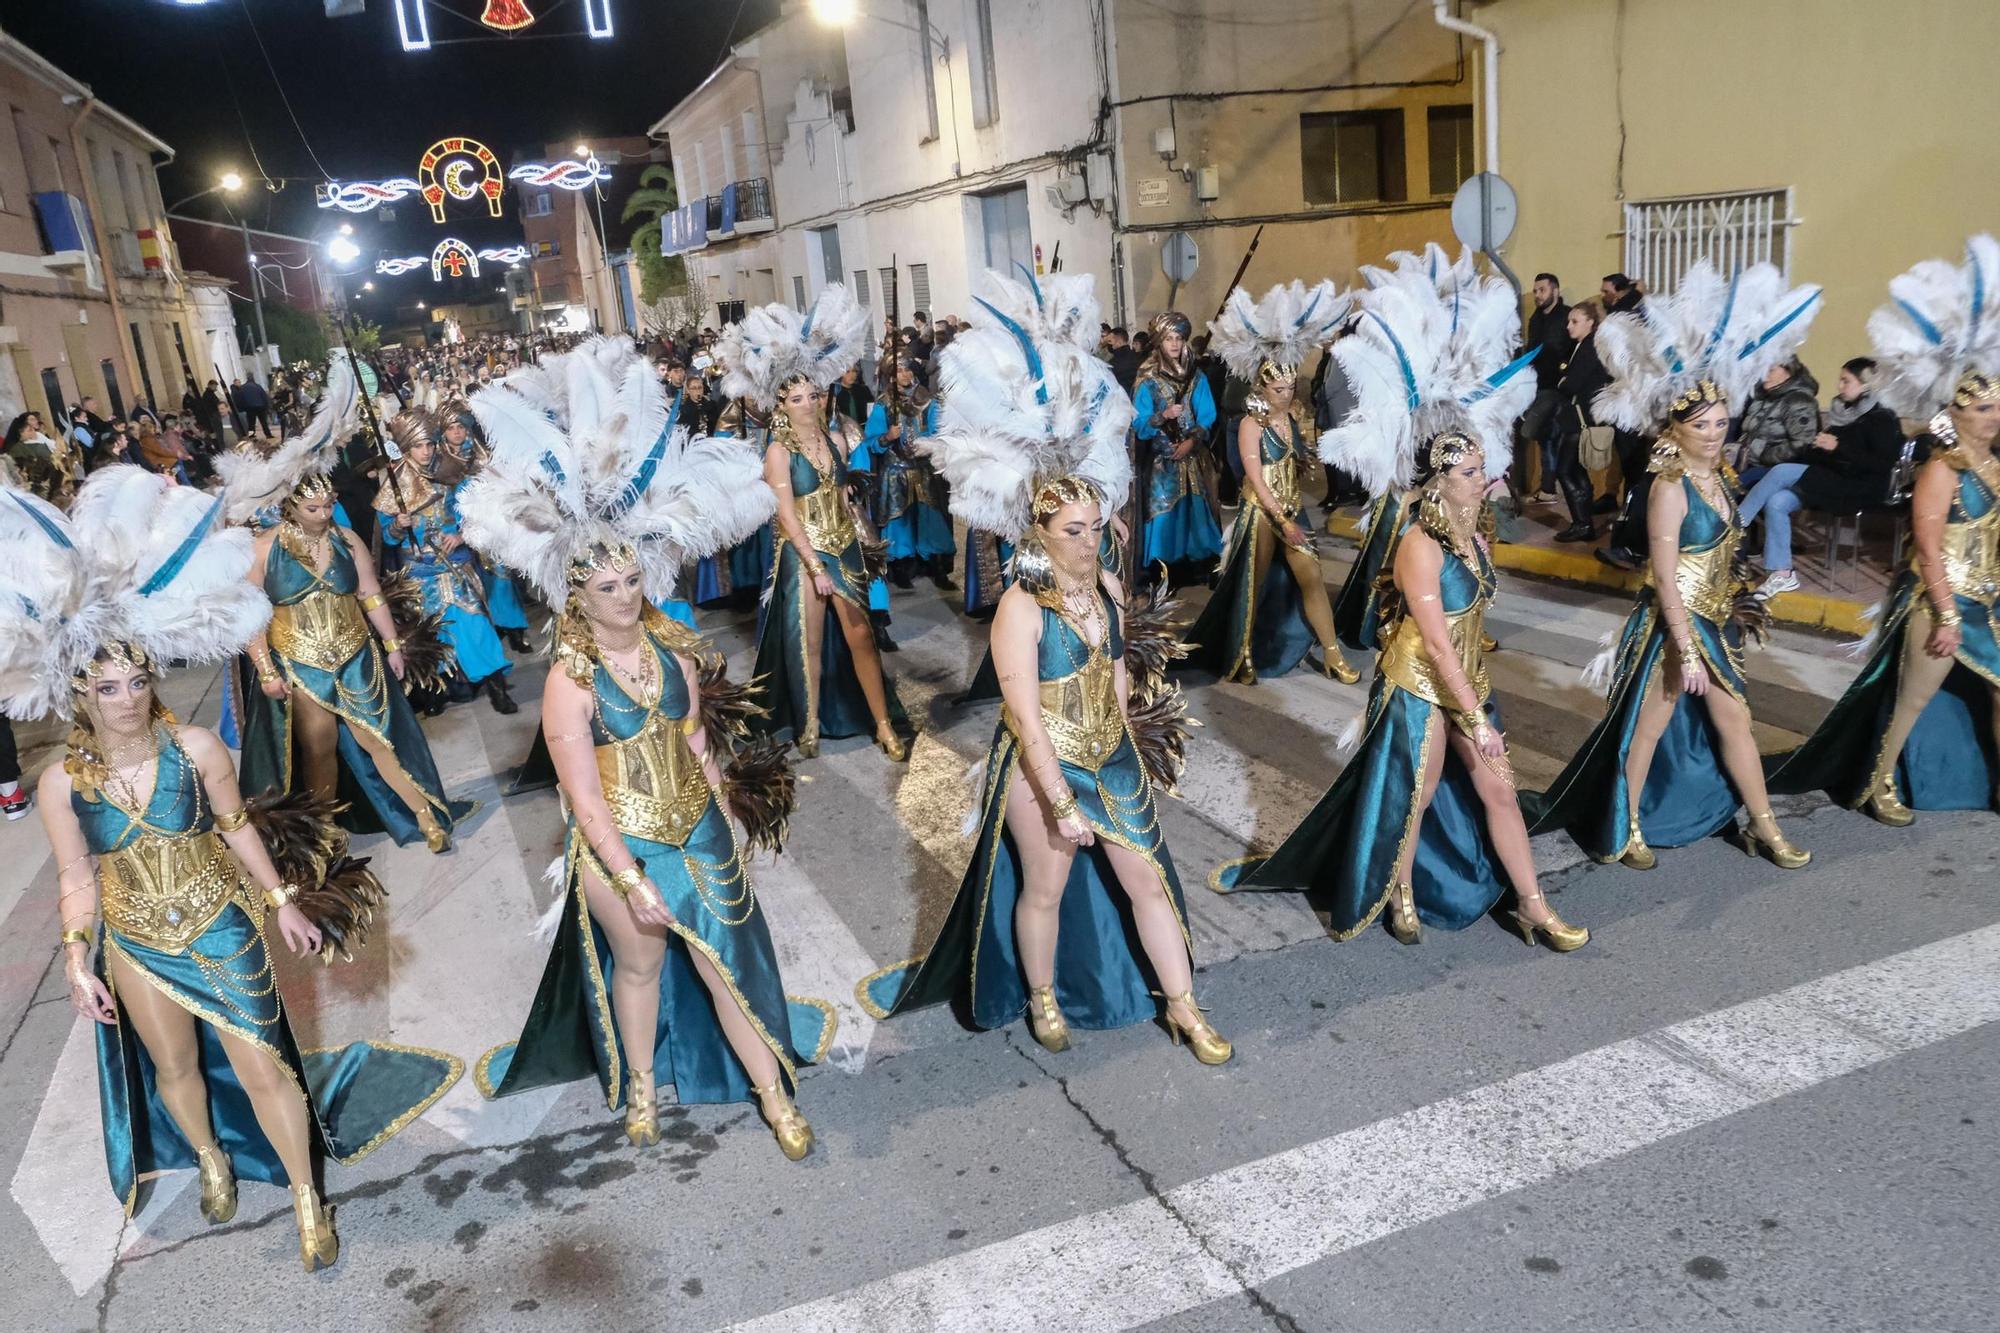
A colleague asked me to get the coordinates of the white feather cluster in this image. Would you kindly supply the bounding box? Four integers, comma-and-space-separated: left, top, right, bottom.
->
1359, 242, 1476, 295
1866, 234, 2000, 419
1592, 261, 1823, 434
1316, 261, 1535, 497
458, 336, 775, 606
714, 283, 875, 410
214, 352, 361, 522
927, 271, 1135, 540
1207, 280, 1352, 381
0, 467, 270, 721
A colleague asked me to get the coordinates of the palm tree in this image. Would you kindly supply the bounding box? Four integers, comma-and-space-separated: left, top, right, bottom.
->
621, 163, 687, 304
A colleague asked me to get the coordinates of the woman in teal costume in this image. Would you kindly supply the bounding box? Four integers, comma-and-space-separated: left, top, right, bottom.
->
441, 410, 535, 653
863, 356, 956, 589
1332, 489, 1412, 654
374, 417, 519, 714
1135, 311, 1222, 581
750, 374, 911, 760
1766, 244, 2000, 820
240, 479, 474, 852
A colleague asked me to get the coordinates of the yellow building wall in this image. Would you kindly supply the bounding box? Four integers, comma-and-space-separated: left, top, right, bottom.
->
1485, 0, 2000, 368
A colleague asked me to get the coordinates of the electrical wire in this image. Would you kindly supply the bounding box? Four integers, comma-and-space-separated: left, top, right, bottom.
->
215, 44, 271, 184
235, 0, 334, 182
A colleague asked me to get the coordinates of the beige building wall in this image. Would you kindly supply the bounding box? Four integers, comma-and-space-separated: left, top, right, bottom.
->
1486, 0, 2000, 367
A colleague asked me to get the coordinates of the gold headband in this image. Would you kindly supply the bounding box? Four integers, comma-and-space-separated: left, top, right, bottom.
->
1255, 358, 1297, 388
1669, 378, 1727, 417
291, 473, 336, 502
1953, 369, 2000, 407
70, 641, 151, 693
1424, 430, 1482, 477
565, 540, 639, 586
1030, 475, 1102, 522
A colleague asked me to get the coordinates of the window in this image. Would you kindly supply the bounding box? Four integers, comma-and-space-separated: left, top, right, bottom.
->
99, 359, 125, 418
879, 265, 897, 317
977, 186, 1031, 274
793, 274, 807, 311
908, 263, 931, 321
524, 190, 553, 218
1299, 109, 1406, 206
853, 269, 871, 307
129, 322, 156, 406
1623, 188, 1794, 295
813, 226, 843, 290
39, 368, 65, 434
1426, 104, 1475, 197
914, 0, 939, 143
968, 0, 999, 129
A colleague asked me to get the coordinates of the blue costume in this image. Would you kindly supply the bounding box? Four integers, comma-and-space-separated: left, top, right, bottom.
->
1134, 362, 1222, 570
717, 400, 776, 602
861, 392, 954, 571
375, 464, 512, 687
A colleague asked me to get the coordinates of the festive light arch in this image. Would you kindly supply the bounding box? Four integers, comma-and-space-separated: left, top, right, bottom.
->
431, 238, 480, 281
418, 138, 503, 223
507, 154, 610, 192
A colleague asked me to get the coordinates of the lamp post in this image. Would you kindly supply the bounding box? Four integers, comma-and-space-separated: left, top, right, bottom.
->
575, 142, 618, 333
168, 172, 270, 389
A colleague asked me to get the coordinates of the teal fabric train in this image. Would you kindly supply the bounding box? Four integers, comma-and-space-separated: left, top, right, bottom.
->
1332, 491, 1411, 654
1184, 416, 1320, 680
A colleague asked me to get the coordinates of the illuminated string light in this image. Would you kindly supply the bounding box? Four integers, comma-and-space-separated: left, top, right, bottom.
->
507, 155, 610, 192
477, 246, 530, 264
317, 178, 424, 213
431, 237, 480, 281
418, 137, 504, 222
375, 255, 428, 276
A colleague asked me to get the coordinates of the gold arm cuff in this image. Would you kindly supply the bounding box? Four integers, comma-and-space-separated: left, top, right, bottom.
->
59, 928, 93, 947
358, 592, 387, 612
380, 637, 404, 653
264, 882, 298, 910
609, 863, 648, 899
212, 807, 249, 833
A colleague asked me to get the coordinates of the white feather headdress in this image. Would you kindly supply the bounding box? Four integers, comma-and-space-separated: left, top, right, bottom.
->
214, 351, 362, 522
1207, 280, 1352, 380
1866, 234, 2000, 419
1593, 261, 1823, 434
1317, 263, 1539, 497
714, 283, 874, 411
0, 467, 271, 720
1359, 243, 1477, 295
458, 336, 774, 605
927, 269, 1135, 541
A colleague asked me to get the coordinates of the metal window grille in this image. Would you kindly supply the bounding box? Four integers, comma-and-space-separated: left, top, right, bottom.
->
879, 265, 897, 316
853, 269, 871, 307
792, 274, 807, 311
1622, 188, 1794, 295
908, 262, 931, 319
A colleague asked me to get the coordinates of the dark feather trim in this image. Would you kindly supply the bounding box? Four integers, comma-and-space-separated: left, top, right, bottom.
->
861, 531, 889, 587
245, 790, 346, 887
1122, 581, 1192, 695
1729, 552, 1772, 645
379, 568, 457, 691
698, 659, 772, 751
1126, 682, 1196, 793
295, 855, 387, 964
723, 739, 798, 855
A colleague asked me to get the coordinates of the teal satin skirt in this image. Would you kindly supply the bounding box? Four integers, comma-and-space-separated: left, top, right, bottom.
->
238, 641, 476, 846
1213, 679, 1509, 934
748, 531, 907, 745
1524, 595, 1747, 860
478, 803, 835, 1107
859, 723, 1193, 1031
1183, 505, 1316, 680
96, 901, 462, 1211
1765, 573, 2000, 810
1332, 496, 1400, 655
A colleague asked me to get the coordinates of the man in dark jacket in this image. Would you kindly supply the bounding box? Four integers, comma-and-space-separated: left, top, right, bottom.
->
235, 375, 273, 438
1104, 327, 1140, 393
1597, 273, 1654, 569
1518, 272, 1573, 499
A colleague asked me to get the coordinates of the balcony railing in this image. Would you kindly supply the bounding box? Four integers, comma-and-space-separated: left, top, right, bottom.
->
706, 178, 774, 241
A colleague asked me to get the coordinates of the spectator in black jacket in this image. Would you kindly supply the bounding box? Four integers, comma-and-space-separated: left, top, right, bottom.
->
1552, 300, 1610, 541
1519, 272, 1573, 501
1597, 273, 1653, 569
1104, 327, 1140, 393
234, 375, 273, 438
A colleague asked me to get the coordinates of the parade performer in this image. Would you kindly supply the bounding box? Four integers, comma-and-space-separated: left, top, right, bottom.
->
1135, 311, 1223, 582
220, 365, 475, 853
462, 337, 834, 1159
1185, 281, 1359, 683
441, 403, 535, 653
1527, 261, 1822, 869
860, 270, 1229, 1059
714, 393, 776, 609
374, 411, 520, 715
1767, 236, 2000, 820
1212, 265, 1584, 949
827, 385, 900, 654
862, 352, 956, 590
727, 286, 912, 760
3, 467, 461, 1269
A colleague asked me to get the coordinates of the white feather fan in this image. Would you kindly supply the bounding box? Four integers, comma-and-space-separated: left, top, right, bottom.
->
1359, 243, 1477, 295
0, 467, 270, 721
928, 270, 1135, 540
458, 336, 775, 606
215, 351, 362, 522
1866, 234, 2000, 420
1592, 260, 1823, 434
1207, 280, 1352, 381
714, 283, 875, 410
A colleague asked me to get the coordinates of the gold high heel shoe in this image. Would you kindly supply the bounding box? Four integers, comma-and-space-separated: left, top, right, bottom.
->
291, 1183, 339, 1273
1865, 772, 1914, 827
623, 1070, 662, 1147
751, 1081, 815, 1161
416, 808, 451, 855
1162, 991, 1233, 1065
1509, 893, 1590, 952
794, 731, 820, 759
195, 1145, 237, 1224
1742, 812, 1811, 869
874, 723, 909, 763
1318, 644, 1360, 685
1619, 809, 1656, 870
1386, 880, 1421, 944
1026, 984, 1071, 1053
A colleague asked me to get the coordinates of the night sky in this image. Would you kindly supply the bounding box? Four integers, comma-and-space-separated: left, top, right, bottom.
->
0, 0, 778, 310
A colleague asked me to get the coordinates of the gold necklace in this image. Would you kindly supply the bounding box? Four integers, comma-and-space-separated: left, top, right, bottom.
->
600, 640, 658, 701
100, 726, 159, 811
1054, 572, 1103, 645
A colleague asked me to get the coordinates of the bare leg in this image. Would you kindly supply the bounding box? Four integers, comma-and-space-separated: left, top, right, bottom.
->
1700, 684, 1778, 823
578, 862, 667, 1089
104, 948, 220, 1155
1002, 768, 1079, 995
1280, 536, 1352, 673
830, 594, 893, 730
795, 570, 826, 749
683, 946, 781, 1091
1442, 725, 1561, 926
1874, 605, 1959, 787
345, 725, 440, 826
214, 1028, 317, 1187
1392, 712, 1450, 887
1098, 840, 1194, 999
290, 691, 340, 804
1623, 667, 1677, 822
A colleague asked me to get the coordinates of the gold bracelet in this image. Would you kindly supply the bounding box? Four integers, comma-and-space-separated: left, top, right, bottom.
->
213, 807, 249, 833
358, 592, 387, 611
381, 636, 404, 652
609, 863, 648, 898
264, 882, 299, 910
57, 853, 93, 879
59, 928, 92, 947
1931, 602, 1962, 628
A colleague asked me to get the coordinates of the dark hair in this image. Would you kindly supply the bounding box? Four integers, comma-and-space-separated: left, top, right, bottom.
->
4, 411, 30, 448
1112, 325, 1128, 338
1841, 356, 1876, 379
1602, 273, 1634, 293
1534, 272, 1559, 287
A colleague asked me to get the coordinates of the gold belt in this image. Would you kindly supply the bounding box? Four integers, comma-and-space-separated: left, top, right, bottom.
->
269, 590, 370, 671
1654, 537, 1737, 625
1003, 655, 1126, 772
796, 484, 857, 556
1376, 604, 1490, 708
1924, 514, 2000, 604
99, 829, 243, 953
596, 717, 711, 847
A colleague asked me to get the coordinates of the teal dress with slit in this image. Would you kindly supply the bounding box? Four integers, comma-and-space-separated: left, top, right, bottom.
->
1525, 474, 1749, 858
1766, 454, 2000, 809
860, 586, 1194, 1030
1184, 413, 1320, 680
1333, 490, 1411, 654
84, 726, 461, 1211
479, 617, 835, 1106
1213, 534, 1511, 933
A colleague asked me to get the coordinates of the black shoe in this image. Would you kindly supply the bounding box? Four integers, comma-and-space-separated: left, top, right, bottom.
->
503, 629, 532, 653
486, 677, 520, 715
873, 623, 900, 653
889, 561, 915, 589
1592, 494, 1619, 516
930, 570, 958, 591
1595, 546, 1642, 571
446, 673, 478, 704
1554, 523, 1596, 543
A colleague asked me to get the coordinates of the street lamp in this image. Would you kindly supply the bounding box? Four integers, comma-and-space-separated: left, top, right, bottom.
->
810, 0, 957, 172
326, 235, 361, 265
806, 0, 858, 23
573, 142, 617, 333
218, 170, 243, 192
362, 280, 374, 291
166, 173, 277, 391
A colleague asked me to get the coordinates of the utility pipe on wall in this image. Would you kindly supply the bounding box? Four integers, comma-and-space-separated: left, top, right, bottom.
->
1432, 0, 1499, 175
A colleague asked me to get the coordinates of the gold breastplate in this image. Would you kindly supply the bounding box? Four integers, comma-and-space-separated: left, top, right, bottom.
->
1926, 511, 2000, 604
1377, 601, 1490, 708
1003, 648, 1125, 772
796, 479, 858, 555
596, 711, 712, 847
1653, 532, 1738, 625
1264, 454, 1301, 517
269, 587, 370, 670
98, 829, 243, 953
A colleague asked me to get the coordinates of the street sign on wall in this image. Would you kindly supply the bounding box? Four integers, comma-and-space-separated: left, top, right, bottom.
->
1160, 230, 1199, 283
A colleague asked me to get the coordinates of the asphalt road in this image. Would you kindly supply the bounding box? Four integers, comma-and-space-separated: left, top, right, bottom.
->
1, 536, 1992, 1333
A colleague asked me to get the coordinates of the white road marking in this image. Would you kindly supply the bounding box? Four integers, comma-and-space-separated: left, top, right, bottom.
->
726, 923, 2000, 1333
